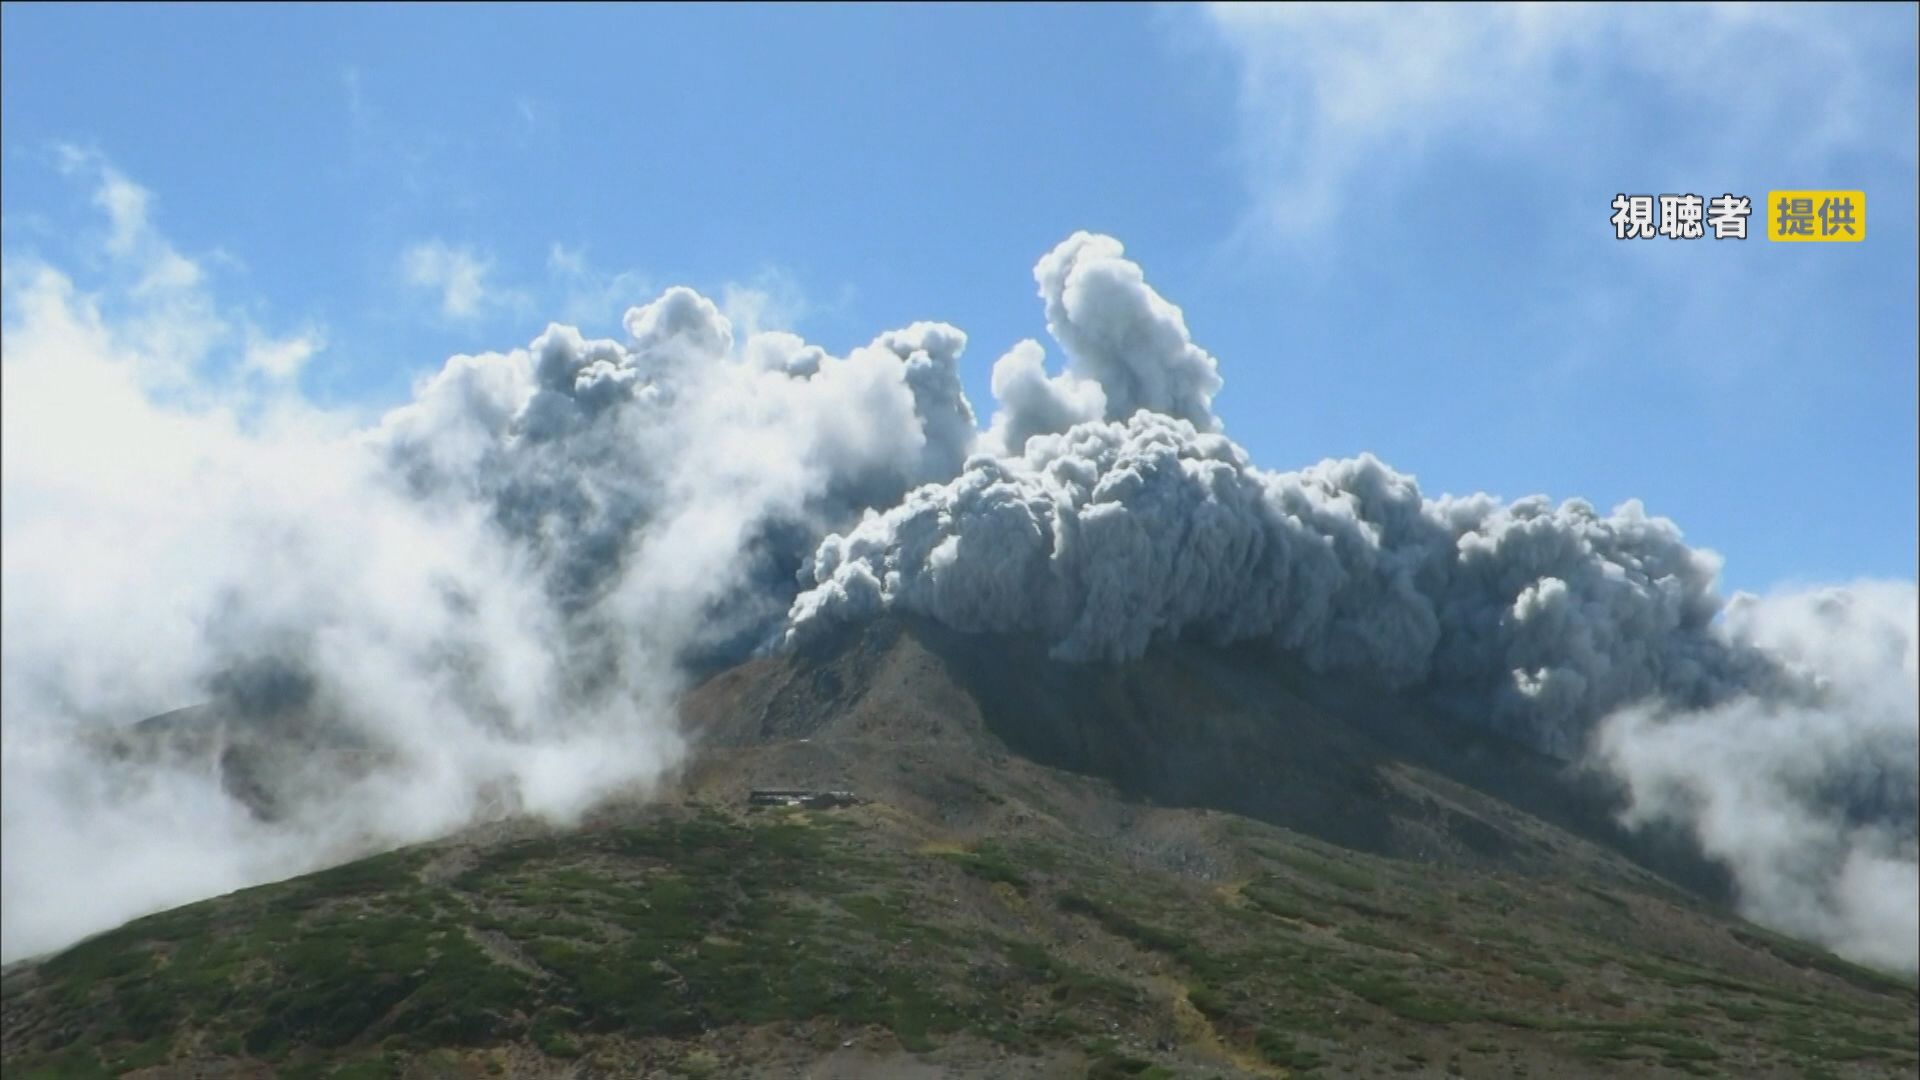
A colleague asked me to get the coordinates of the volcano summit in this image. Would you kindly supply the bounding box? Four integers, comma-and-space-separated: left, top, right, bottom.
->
3, 231, 1915, 1077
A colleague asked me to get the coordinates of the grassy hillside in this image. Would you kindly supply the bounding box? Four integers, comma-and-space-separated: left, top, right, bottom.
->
4, 800, 1915, 1079
5, 619, 1915, 1077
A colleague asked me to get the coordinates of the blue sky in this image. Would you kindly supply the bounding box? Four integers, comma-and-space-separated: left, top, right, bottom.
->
3, 3, 1914, 595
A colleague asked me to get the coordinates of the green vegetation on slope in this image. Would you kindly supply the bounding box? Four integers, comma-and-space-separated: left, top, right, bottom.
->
3, 804, 1915, 1079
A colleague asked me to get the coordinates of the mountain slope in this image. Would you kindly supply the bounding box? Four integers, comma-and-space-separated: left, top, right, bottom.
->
4, 619, 1916, 1078
680, 617, 1729, 896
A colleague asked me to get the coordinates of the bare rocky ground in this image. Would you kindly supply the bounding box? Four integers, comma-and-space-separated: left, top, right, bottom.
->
4, 618, 1916, 1078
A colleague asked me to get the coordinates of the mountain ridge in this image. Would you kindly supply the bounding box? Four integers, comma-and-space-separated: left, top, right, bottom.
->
680, 616, 1732, 898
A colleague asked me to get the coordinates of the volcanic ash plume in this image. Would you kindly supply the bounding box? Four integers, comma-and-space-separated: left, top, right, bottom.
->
788, 414, 1766, 756
2, 171, 1913, 974
783, 233, 1916, 971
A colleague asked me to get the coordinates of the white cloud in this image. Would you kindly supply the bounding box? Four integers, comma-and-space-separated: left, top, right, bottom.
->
546, 242, 651, 330
1202, 3, 1918, 232
93, 171, 152, 257
3, 163, 691, 961
56, 146, 203, 283
1596, 582, 1918, 972
0, 155, 978, 963
46, 148, 224, 388
244, 326, 324, 380
546, 241, 585, 278
720, 267, 810, 340
402, 239, 507, 320
136, 249, 204, 295
342, 65, 366, 123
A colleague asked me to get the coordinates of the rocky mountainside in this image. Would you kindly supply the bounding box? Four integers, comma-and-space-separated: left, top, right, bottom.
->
4, 618, 1916, 1078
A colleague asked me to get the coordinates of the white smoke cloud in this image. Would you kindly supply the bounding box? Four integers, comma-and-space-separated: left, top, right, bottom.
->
3, 160, 1912, 977
0, 159, 982, 962
1, 249, 680, 959
1595, 583, 1919, 972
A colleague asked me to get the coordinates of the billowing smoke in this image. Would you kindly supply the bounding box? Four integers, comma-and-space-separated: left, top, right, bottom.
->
782, 234, 1915, 972
792, 233, 1774, 757
2, 158, 978, 963
1595, 584, 1918, 971
983, 232, 1221, 455
3, 169, 1913, 975
789, 416, 1772, 756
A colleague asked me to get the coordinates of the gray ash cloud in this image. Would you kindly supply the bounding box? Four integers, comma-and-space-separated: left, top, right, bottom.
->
4, 208, 1912, 972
